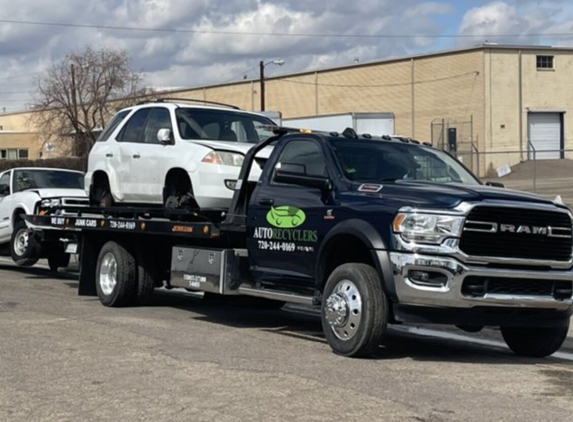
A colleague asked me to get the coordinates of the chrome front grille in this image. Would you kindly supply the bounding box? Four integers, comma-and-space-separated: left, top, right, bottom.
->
459, 206, 573, 262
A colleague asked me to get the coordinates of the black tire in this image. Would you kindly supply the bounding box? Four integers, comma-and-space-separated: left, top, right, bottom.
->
134, 250, 156, 305
48, 252, 71, 272
501, 321, 570, 357
321, 263, 388, 358
95, 241, 137, 307
10, 220, 40, 267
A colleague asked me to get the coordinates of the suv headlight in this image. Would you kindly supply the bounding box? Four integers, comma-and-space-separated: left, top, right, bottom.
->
393, 212, 465, 244
41, 198, 61, 208
202, 151, 245, 167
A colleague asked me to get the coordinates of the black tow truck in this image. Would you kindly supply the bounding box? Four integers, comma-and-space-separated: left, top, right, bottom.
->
25, 127, 573, 358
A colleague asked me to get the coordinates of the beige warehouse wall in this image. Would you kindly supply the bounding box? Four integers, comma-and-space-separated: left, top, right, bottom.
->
177, 51, 484, 148
484, 48, 573, 175
0, 132, 42, 159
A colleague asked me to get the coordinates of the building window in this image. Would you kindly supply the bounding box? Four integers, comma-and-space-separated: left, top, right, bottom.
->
537, 55, 554, 70
0, 149, 29, 160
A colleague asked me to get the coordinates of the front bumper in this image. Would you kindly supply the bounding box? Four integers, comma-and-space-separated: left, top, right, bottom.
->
389, 252, 573, 312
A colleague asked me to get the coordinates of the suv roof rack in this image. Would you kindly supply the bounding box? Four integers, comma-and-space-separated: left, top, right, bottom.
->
141, 98, 242, 110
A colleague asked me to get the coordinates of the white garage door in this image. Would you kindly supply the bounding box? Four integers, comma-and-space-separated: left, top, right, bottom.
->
528, 113, 562, 160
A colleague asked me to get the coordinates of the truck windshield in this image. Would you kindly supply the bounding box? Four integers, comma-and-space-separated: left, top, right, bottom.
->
175, 108, 276, 143
13, 169, 84, 192
329, 139, 480, 185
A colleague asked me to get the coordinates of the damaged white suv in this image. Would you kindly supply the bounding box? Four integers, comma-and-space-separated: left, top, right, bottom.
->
85, 100, 276, 211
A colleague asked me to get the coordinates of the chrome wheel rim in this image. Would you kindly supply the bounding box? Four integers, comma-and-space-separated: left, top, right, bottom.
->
13, 229, 30, 256
324, 279, 362, 341
99, 252, 118, 296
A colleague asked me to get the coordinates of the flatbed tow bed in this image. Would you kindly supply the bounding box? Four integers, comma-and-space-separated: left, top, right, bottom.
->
22, 127, 573, 358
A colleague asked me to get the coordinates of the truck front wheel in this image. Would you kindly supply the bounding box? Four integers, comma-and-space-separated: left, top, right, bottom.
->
96, 241, 137, 307
321, 263, 388, 358
501, 321, 570, 357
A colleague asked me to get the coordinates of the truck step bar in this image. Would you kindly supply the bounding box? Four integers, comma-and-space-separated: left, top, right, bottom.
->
238, 286, 317, 306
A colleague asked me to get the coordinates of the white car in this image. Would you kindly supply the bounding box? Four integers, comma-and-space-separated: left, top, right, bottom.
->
0, 167, 88, 269
85, 100, 276, 210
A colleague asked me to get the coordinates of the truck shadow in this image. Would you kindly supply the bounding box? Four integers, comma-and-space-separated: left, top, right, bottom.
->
150, 290, 573, 365
0, 264, 79, 284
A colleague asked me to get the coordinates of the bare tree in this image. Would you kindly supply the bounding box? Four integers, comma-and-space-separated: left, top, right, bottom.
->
31, 46, 149, 157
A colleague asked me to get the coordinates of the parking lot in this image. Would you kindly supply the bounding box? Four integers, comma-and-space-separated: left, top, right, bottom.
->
1, 258, 573, 422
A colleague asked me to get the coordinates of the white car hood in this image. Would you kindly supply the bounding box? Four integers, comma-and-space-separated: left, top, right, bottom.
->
29, 188, 88, 199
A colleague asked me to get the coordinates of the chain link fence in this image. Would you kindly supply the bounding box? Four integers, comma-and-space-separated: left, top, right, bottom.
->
431, 117, 479, 175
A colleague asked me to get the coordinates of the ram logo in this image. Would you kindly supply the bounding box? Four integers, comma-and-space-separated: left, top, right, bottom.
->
499, 224, 548, 235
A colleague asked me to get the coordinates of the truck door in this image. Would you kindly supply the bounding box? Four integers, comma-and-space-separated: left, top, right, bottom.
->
248, 138, 334, 288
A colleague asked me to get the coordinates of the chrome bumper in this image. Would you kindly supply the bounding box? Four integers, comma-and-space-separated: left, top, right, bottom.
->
389, 252, 573, 311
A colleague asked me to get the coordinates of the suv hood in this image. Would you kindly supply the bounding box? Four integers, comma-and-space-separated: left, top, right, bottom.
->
350, 181, 561, 210
191, 140, 273, 158
29, 188, 88, 199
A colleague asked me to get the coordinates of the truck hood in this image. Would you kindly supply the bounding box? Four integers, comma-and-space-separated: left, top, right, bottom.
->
29, 188, 88, 199
349, 180, 560, 210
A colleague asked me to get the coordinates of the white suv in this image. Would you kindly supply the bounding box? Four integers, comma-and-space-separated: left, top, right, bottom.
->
85, 100, 276, 210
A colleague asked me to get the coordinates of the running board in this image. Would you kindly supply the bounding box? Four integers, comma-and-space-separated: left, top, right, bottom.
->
238, 287, 317, 306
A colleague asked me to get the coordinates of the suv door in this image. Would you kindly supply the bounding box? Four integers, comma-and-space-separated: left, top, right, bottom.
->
0, 170, 13, 242
130, 107, 174, 202
247, 138, 334, 288
115, 108, 152, 202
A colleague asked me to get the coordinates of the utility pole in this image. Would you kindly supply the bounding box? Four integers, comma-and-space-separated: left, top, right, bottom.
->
70, 63, 78, 156
259, 60, 265, 112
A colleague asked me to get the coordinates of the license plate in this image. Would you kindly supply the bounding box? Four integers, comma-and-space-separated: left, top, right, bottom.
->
65, 243, 78, 254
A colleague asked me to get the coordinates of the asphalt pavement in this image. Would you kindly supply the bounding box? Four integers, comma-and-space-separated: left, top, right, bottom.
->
1, 257, 573, 422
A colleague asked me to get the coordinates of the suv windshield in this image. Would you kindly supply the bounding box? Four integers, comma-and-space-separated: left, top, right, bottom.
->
175, 108, 275, 143
13, 169, 84, 192
329, 139, 480, 185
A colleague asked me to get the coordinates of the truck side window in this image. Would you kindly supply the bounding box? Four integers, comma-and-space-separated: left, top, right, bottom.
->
273, 140, 327, 182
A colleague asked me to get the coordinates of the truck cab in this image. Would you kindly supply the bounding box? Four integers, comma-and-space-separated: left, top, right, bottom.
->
226, 127, 573, 357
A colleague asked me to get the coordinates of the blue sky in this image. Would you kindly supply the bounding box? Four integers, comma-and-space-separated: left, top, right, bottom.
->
0, 0, 572, 112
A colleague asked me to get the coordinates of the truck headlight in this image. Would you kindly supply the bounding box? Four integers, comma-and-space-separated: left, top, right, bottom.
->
41, 198, 61, 208
393, 212, 465, 244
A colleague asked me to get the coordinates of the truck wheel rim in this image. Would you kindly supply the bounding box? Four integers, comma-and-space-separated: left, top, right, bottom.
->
324, 279, 362, 341
13, 229, 29, 256
99, 252, 118, 296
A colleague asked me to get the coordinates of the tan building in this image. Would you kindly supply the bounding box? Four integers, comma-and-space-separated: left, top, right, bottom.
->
1, 44, 572, 175
0, 132, 41, 161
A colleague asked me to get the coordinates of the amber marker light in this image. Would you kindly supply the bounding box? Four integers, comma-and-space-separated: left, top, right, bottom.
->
393, 213, 407, 232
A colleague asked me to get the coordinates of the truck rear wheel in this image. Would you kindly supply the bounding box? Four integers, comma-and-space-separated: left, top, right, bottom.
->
321, 263, 388, 358
501, 322, 569, 357
96, 241, 137, 307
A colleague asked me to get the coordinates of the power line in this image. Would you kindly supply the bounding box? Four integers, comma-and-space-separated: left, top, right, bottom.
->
279, 71, 479, 88
0, 18, 572, 39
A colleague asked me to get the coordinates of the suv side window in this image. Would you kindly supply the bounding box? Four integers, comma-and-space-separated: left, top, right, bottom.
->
96, 110, 130, 142
118, 108, 151, 143
144, 108, 173, 144
273, 140, 328, 182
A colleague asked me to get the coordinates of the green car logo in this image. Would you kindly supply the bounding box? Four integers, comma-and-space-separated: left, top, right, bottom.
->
266, 206, 306, 228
